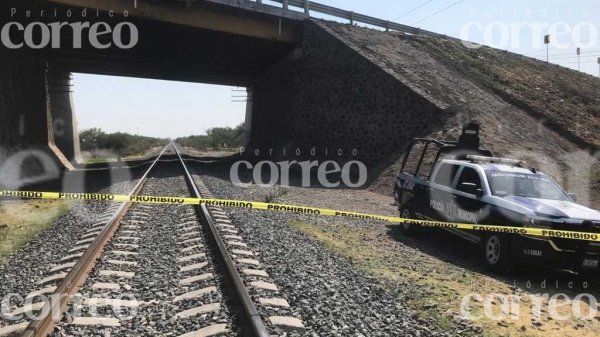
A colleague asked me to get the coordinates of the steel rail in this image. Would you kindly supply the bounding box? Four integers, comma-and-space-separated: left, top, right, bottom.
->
173, 144, 270, 337
22, 143, 172, 337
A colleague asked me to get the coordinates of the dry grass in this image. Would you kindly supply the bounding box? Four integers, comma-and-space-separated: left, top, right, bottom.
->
0, 199, 74, 261
416, 36, 600, 149
289, 220, 600, 337
179, 147, 238, 158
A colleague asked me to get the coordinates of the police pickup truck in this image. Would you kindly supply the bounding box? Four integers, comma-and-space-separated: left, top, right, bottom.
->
393, 123, 600, 273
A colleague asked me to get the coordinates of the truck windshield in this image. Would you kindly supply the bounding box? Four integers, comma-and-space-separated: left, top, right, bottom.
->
485, 171, 570, 201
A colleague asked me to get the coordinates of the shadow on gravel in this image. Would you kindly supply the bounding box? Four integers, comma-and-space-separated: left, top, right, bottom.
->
385, 225, 600, 297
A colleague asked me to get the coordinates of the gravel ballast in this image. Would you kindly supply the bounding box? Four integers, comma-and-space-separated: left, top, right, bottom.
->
55, 167, 237, 337
198, 172, 444, 337
0, 179, 139, 310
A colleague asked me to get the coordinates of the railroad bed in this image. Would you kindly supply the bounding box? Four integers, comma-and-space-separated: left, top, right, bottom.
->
0, 144, 304, 337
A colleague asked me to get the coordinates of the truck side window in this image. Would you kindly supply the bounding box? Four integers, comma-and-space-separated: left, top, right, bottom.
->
433, 164, 459, 187
457, 167, 483, 193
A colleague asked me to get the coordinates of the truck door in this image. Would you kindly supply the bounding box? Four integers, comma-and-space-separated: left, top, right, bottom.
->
428, 163, 460, 221
452, 167, 487, 224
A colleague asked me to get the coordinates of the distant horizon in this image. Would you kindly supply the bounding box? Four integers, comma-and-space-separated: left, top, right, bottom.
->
77, 124, 244, 139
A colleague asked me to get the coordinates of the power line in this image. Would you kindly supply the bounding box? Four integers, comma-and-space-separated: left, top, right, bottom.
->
411, 0, 465, 25
557, 60, 599, 65
522, 46, 556, 55
531, 53, 600, 61
521, 36, 600, 55
575, 36, 600, 44
530, 57, 597, 64
546, 53, 600, 60
391, 0, 437, 22
528, 49, 600, 57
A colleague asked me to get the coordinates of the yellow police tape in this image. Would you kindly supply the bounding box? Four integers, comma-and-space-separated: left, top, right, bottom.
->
1, 190, 599, 243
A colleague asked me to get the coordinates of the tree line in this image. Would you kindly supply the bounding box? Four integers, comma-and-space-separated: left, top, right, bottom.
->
79, 128, 169, 157
175, 123, 245, 150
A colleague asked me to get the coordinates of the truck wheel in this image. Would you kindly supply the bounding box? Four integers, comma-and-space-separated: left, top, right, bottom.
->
482, 234, 512, 273
398, 204, 421, 236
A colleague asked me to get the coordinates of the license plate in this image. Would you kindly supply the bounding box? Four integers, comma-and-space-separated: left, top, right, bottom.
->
582, 259, 599, 268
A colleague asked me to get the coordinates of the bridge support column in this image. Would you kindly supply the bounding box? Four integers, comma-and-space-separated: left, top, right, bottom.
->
244, 87, 254, 147
47, 67, 82, 163
0, 48, 76, 188
0, 49, 49, 154
0, 48, 76, 176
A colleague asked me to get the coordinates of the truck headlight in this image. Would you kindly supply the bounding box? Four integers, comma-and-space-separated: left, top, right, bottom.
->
522, 216, 550, 228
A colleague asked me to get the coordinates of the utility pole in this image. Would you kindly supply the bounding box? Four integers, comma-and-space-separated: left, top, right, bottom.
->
544, 35, 550, 63
577, 47, 581, 71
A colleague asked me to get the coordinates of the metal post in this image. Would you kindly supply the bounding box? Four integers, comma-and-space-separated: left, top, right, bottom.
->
349, 11, 354, 25
577, 47, 581, 71
283, 0, 288, 10
544, 34, 550, 63
597, 57, 600, 77
304, 0, 309, 16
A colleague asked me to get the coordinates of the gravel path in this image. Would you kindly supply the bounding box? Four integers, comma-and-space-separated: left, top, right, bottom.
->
198, 171, 444, 337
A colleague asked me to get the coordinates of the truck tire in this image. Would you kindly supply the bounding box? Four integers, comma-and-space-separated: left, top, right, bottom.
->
398, 203, 421, 236
482, 234, 512, 273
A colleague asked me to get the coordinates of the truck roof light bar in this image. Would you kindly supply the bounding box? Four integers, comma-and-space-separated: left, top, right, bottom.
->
466, 155, 523, 166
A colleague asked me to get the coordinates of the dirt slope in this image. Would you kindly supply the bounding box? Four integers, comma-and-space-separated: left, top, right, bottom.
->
419, 37, 600, 150
317, 21, 599, 209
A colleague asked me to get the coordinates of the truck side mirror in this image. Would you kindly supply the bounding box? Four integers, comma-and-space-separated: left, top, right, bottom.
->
567, 193, 577, 202
459, 182, 484, 198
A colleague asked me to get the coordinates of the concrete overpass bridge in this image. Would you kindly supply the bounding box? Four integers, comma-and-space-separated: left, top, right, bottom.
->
1, 0, 305, 165
0, 0, 447, 186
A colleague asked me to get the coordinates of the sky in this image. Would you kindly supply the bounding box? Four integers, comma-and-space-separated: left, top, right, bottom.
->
74, 0, 600, 138
73, 75, 246, 138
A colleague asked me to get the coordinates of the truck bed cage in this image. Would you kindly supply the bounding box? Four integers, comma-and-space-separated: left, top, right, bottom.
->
400, 124, 493, 180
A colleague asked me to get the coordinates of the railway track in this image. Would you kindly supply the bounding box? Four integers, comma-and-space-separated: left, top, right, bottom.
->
0, 143, 304, 337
